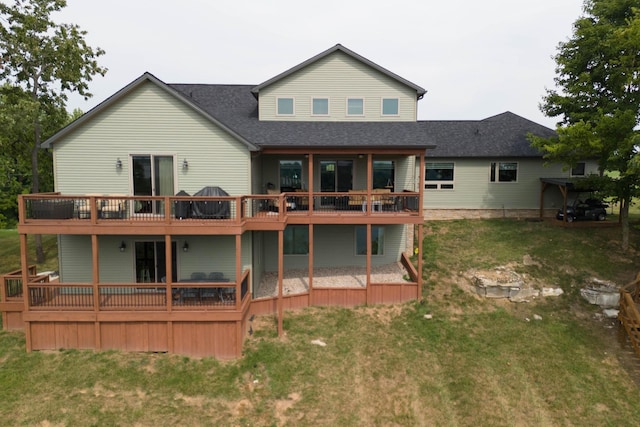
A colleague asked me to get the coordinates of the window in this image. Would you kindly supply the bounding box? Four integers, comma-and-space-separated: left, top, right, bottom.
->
280, 160, 302, 189
373, 161, 394, 189
277, 97, 294, 115
490, 162, 518, 182
356, 226, 385, 255
571, 162, 586, 177
347, 98, 364, 115
425, 162, 454, 189
132, 155, 175, 213
312, 98, 329, 115
382, 98, 399, 115
284, 226, 309, 255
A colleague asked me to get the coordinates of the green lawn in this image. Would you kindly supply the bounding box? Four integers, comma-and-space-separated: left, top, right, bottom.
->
1, 221, 640, 426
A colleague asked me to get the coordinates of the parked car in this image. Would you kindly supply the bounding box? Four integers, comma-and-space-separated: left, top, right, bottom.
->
556, 197, 608, 222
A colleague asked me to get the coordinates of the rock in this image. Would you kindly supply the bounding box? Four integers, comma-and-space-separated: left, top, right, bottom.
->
533, 314, 543, 321
510, 287, 540, 303
603, 309, 619, 319
542, 287, 564, 297
424, 314, 433, 320
580, 279, 620, 308
472, 267, 524, 299
311, 339, 326, 347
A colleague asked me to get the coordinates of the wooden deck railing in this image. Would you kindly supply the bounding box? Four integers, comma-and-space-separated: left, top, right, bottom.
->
2, 265, 43, 302
19, 191, 421, 225
618, 273, 640, 358
22, 269, 252, 312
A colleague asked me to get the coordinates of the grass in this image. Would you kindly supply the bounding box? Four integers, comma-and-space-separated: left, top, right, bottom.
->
1, 220, 640, 426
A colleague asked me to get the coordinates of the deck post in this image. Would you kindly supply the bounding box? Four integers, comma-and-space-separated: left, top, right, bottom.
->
308, 224, 314, 305
307, 154, 314, 215
165, 235, 173, 312
277, 229, 284, 337
91, 235, 101, 349
366, 224, 371, 305
417, 223, 424, 300
235, 234, 242, 311
20, 233, 31, 352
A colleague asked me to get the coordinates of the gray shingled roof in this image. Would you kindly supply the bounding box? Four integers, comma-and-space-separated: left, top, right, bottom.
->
422, 112, 555, 158
171, 84, 554, 155
42, 72, 554, 156
170, 83, 436, 149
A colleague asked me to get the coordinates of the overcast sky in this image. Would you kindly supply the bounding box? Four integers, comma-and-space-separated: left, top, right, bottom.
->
55, 0, 586, 128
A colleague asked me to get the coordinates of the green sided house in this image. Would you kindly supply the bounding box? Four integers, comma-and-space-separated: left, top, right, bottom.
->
422, 112, 600, 219
3, 44, 586, 358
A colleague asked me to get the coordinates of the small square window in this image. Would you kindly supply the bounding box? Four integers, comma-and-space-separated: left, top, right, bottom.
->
347, 98, 364, 115
312, 98, 329, 115
382, 98, 399, 115
490, 162, 518, 182
277, 98, 294, 115
571, 162, 586, 176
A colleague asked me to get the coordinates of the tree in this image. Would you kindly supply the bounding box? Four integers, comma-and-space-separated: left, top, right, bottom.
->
530, 0, 640, 250
0, 0, 106, 261
0, 84, 69, 227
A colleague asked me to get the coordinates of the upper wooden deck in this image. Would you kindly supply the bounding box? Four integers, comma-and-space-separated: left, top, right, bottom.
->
18, 191, 422, 235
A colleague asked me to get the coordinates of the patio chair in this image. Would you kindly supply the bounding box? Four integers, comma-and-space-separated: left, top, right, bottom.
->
100, 195, 128, 219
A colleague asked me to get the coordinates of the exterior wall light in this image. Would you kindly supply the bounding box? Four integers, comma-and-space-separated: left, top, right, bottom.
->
183, 158, 189, 170
183, 241, 189, 252
119, 241, 127, 252
116, 158, 122, 169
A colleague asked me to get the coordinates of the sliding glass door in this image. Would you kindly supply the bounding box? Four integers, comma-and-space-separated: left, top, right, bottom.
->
135, 241, 177, 283
320, 160, 353, 207
132, 155, 175, 214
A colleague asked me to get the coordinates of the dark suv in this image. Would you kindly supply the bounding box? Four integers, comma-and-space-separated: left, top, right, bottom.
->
556, 198, 608, 223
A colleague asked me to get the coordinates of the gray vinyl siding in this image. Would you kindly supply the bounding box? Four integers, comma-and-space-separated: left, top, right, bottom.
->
263, 224, 405, 271
259, 51, 417, 122
58, 235, 238, 283
52, 81, 251, 196
175, 235, 236, 280
423, 159, 599, 210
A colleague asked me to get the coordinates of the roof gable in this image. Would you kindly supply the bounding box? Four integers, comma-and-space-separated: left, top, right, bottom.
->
42, 72, 259, 150
250, 44, 426, 99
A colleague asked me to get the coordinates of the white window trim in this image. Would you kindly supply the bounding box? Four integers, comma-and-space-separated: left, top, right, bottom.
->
425, 161, 455, 190
128, 153, 178, 196
490, 161, 519, 183
311, 97, 330, 116
276, 97, 295, 116
381, 98, 399, 116
346, 97, 365, 116
570, 162, 586, 177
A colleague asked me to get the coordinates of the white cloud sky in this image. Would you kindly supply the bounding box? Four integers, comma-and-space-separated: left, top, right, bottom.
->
55, 0, 585, 128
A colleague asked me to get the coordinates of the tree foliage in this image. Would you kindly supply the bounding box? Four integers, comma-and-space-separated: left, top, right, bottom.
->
530, 0, 640, 250
0, 0, 105, 260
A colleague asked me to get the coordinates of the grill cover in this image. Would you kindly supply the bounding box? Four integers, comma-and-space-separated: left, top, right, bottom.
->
192, 186, 230, 219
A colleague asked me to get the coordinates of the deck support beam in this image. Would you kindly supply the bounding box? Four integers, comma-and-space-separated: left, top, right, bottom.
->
277, 229, 284, 337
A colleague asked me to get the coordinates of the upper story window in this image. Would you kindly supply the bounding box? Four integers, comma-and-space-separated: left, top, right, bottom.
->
347, 98, 364, 116
277, 97, 294, 115
425, 162, 454, 189
571, 162, 586, 177
382, 98, 399, 115
490, 162, 518, 182
312, 98, 329, 115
